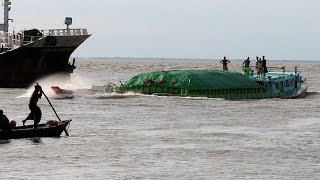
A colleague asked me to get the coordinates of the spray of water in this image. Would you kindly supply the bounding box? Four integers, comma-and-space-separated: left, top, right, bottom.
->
18, 74, 94, 98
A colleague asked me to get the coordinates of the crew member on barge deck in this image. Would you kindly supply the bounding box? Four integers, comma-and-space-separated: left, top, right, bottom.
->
220, 56, 230, 71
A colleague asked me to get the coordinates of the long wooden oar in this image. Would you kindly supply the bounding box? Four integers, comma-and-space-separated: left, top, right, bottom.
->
37, 84, 69, 136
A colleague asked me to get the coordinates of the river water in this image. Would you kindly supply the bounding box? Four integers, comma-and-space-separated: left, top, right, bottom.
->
0, 58, 319, 180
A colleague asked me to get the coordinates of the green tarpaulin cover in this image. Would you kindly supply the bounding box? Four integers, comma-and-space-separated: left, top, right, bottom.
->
123, 70, 262, 90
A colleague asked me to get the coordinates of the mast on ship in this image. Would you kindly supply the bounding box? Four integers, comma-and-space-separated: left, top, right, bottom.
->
1, 0, 12, 32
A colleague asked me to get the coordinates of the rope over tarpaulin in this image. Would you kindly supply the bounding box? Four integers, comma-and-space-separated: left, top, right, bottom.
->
122, 70, 263, 90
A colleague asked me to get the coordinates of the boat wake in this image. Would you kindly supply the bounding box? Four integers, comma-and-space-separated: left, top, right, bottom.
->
179, 96, 225, 100
93, 92, 141, 99
306, 91, 320, 97
51, 94, 75, 100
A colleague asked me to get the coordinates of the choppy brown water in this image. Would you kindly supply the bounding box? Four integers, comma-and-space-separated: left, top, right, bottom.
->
0, 58, 320, 180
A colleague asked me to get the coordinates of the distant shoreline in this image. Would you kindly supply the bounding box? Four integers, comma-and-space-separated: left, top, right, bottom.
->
72, 57, 320, 62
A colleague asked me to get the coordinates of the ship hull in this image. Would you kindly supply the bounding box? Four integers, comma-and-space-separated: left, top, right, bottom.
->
0, 35, 90, 88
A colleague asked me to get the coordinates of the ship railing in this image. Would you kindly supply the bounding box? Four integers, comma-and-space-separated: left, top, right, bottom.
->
21, 28, 89, 45
41, 28, 89, 36
0, 31, 22, 50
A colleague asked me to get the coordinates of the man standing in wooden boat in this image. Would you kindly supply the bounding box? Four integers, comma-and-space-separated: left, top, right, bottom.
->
22, 84, 43, 128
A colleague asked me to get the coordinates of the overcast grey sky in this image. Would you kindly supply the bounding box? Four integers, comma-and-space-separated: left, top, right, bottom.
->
6, 0, 320, 60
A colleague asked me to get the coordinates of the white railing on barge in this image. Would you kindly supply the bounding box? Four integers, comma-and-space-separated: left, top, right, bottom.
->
0, 31, 21, 50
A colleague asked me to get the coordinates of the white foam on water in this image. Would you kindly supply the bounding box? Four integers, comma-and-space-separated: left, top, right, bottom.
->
93, 92, 141, 99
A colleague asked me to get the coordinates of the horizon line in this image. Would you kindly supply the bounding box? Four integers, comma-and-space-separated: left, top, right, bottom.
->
71, 56, 320, 61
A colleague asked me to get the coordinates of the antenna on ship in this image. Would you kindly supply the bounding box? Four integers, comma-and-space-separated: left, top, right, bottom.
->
65, 17, 72, 29
64, 17, 72, 35
1, 0, 12, 32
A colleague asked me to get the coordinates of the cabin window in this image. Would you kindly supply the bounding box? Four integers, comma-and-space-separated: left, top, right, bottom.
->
285, 80, 289, 87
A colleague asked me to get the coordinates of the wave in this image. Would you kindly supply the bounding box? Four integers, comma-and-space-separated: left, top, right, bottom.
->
93, 92, 141, 99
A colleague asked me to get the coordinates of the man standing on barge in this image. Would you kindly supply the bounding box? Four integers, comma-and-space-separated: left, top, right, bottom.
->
262, 56, 268, 76
220, 56, 230, 71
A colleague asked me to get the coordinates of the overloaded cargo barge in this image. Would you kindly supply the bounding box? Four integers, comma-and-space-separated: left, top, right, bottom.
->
119, 67, 307, 100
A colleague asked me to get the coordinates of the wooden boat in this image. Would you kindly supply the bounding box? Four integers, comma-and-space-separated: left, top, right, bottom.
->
0, 120, 71, 139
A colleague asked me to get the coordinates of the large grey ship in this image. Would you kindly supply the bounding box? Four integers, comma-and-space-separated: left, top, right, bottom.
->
0, 0, 90, 88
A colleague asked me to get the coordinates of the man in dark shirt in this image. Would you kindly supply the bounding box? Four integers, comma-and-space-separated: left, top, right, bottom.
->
262, 56, 268, 76
242, 57, 251, 76
243, 57, 250, 68
0, 110, 10, 130
220, 56, 230, 71
23, 84, 43, 128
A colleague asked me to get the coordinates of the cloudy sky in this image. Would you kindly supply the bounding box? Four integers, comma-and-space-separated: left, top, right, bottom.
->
5, 0, 320, 60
